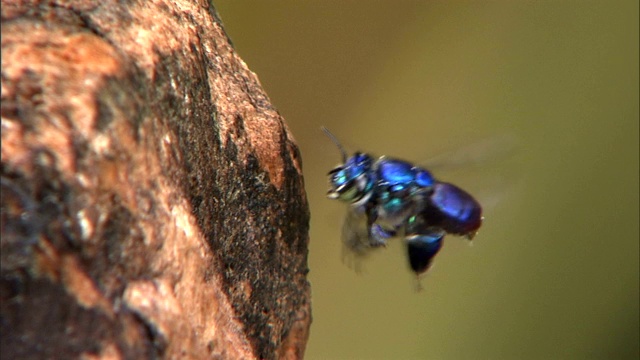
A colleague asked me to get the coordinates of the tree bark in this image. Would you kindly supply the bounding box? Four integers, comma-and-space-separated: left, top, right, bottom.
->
1, 1, 311, 359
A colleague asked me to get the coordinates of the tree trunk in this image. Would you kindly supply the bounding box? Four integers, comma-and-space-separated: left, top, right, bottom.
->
1, 1, 311, 359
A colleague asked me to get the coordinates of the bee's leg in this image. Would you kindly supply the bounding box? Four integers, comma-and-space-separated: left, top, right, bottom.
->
369, 223, 396, 247
404, 216, 445, 275
364, 205, 389, 247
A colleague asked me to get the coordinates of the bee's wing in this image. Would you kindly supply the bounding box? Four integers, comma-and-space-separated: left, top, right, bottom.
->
421, 133, 522, 211
421, 133, 519, 171
341, 207, 373, 256
340, 206, 381, 272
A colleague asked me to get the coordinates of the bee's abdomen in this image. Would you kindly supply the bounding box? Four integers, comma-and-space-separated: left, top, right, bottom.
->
424, 182, 483, 237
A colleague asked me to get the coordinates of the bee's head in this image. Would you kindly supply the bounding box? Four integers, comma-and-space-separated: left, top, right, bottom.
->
322, 127, 375, 203
327, 152, 374, 202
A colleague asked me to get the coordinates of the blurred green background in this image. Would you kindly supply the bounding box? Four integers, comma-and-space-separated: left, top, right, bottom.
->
216, 1, 639, 359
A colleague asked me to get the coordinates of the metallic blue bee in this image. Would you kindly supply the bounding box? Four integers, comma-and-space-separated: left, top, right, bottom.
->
323, 127, 482, 277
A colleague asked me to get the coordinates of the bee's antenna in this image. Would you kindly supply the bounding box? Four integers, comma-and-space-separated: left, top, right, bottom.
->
321, 126, 348, 163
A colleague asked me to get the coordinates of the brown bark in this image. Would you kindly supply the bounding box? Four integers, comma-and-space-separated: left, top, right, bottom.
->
1, 1, 311, 359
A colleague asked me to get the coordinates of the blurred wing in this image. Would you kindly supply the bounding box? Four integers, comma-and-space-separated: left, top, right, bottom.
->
341, 207, 373, 256
421, 133, 522, 211
421, 133, 519, 171
340, 207, 381, 272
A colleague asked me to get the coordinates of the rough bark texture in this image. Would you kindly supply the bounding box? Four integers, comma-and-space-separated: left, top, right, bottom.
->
0, 1, 311, 359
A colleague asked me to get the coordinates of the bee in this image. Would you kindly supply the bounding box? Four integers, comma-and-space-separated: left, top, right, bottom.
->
323, 127, 482, 278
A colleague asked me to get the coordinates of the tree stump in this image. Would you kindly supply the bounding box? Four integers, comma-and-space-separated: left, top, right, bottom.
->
1, 1, 311, 359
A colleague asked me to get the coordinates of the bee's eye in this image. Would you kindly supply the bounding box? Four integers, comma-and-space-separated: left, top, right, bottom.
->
326, 153, 374, 203
331, 169, 349, 187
